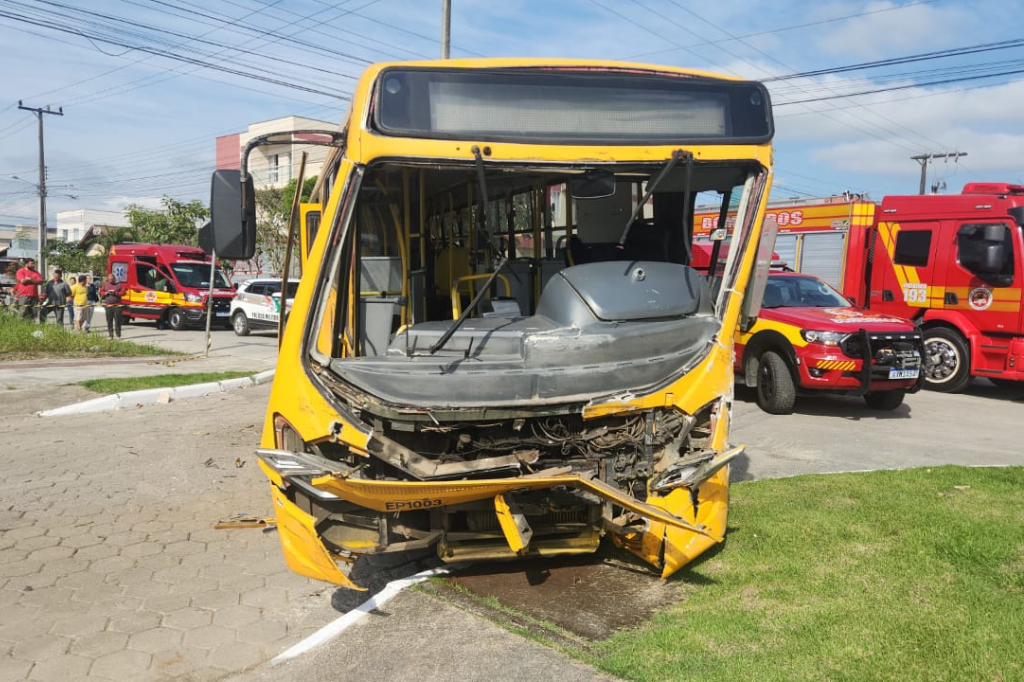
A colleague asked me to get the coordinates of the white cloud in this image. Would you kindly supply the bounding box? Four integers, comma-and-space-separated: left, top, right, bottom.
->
99, 195, 163, 212
813, 1, 976, 59
773, 74, 1024, 143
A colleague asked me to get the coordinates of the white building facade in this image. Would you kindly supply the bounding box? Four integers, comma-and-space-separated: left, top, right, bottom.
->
216, 115, 341, 190
56, 209, 129, 244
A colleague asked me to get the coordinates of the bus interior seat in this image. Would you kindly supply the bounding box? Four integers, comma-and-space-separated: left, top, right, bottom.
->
623, 221, 672, 261
568, 235, 627, 265
567, 234, 586, 266
434, 246, 471, 295
505, 259, 534, 316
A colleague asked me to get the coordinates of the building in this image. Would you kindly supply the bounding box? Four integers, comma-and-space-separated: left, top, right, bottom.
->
216, 115, 340, 278
57, 209, 129, 245
216, 115, 341, 189
1, 225, 56, 259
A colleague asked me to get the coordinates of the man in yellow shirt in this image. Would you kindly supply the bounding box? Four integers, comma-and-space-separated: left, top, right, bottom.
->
70, 275, 89, 331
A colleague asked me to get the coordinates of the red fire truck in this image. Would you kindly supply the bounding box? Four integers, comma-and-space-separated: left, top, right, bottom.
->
697, 183, 1024, 392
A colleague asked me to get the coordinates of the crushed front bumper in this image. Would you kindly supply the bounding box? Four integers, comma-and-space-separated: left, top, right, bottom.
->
257, 445, 742, 590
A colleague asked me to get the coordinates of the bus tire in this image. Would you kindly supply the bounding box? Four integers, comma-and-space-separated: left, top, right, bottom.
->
923, 327, 971, 393
756, 350, 796, 414
168, 308, 187, 331
863, 390, 905, 411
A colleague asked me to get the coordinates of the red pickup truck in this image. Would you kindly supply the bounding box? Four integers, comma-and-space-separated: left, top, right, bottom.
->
735, 271, 925, 413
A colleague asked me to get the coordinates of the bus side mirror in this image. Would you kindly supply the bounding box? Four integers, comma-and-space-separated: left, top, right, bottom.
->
206, 170, 256, 260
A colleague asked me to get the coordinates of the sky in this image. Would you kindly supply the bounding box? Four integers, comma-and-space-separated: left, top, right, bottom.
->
2, 0, 1024, 229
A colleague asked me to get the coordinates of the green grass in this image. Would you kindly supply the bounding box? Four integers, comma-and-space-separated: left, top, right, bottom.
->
0, 312, 173, 359
76, 371, 253, 394
587, 466, 1024, 682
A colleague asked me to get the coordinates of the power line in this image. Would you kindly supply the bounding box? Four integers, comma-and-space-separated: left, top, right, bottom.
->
341, 3, 484, 58
767, 39, 1024, 82
911, 152, 967, 195
0, 1, 354, 98
641, 0, 943, 156
619, 0, 939, 62
586, 0, 737, 76
0, 0, 368, 115
776, 66, 1024, 105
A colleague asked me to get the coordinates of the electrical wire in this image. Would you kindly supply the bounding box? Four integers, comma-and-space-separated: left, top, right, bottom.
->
619, 1, 940, 62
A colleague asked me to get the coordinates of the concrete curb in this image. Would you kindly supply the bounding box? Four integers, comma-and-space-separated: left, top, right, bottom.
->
37, 369, 276, 417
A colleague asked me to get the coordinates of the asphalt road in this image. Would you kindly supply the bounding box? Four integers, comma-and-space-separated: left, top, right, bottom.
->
731, 381, 1024, 481
1, 328, 1022, 682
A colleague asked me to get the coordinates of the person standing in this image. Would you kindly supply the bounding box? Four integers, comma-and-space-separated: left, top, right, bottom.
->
83, 275, 99, 331
43, 270, 72, 326
14, 258, 44, 321
70, 275, 89, 331
99, 273, 125, 339
65, 278, 75, 324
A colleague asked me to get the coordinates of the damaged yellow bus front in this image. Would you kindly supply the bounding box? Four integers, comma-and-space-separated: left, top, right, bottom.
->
209, 58, 776, 590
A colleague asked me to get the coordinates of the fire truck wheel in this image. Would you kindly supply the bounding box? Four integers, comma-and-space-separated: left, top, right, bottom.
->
167, 308, 186, 331
863, 390, 905, 411
232, 311, 250, 336
756, 350, 796, 414
923, 328, 971, 393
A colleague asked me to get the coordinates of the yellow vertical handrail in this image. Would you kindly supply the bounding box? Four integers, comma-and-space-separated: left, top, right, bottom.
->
450, 273, 511, 319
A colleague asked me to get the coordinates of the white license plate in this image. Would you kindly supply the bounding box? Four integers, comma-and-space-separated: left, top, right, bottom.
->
215, 311, 229, 317
889, 368, 919, 379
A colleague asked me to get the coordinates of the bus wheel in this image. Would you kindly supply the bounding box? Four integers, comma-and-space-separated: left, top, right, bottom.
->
167, 308, 186, 331
923, 328, 971, 393
863, 390, 905, 410
756, 350, 796, 414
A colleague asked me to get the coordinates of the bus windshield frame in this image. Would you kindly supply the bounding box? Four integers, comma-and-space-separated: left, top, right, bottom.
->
372, 66, 773, 145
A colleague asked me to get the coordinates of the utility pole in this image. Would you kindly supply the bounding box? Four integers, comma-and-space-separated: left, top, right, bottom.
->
18, 101, 64, 276
441, 0, 451, 59
911, 152, 966, 195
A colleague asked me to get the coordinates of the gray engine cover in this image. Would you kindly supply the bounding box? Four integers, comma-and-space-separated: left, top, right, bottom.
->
330, 262, 717, 408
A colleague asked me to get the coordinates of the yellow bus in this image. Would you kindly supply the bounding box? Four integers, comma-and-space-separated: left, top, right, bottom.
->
208, 58, 776, 590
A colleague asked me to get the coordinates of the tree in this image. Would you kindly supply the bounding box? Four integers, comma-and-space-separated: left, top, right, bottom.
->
254, 176, 316, 275
281, 176, 317, 219
47, 239, 93, 275
125, 196, 209, 246
88, 226, 137, 274
254, 186, 285, 276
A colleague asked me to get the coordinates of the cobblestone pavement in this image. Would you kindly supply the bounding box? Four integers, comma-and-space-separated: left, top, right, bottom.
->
3, 363, 1020, 681
0, 383, 343, 681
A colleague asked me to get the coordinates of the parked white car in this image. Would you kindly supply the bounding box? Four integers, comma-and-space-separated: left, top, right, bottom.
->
230, 278, 299, 336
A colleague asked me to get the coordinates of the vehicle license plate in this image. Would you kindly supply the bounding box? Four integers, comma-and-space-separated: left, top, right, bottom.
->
889, 368, 919, 379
